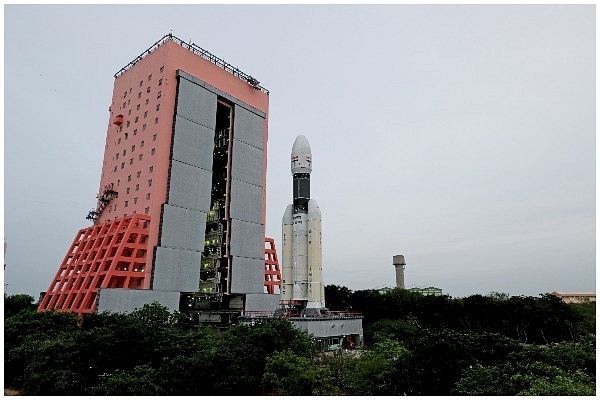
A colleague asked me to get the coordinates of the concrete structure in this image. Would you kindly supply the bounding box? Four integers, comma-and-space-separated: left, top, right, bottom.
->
393, 255, 406, 289
39, 34, 280, 322
551, 291, 596, 303
281, 136, 325, 311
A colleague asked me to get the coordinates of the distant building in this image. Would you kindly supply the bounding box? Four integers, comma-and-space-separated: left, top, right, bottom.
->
551, 292, 596, 304
408, 287, 443, 296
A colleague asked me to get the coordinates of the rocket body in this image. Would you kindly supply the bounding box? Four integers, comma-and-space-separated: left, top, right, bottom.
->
281, 136, 325, 309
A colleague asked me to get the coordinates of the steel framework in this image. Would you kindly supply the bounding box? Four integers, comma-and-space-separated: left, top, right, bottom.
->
264, 237, 281, 294
38, 214, 151, 314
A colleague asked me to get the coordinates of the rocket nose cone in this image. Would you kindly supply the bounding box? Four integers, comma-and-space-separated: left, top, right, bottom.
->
292, 135, 312, 157
291, 135, 312, 174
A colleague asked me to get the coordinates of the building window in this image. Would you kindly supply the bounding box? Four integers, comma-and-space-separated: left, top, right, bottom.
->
148, 74, 152, 81
135, 116, 139, 123
156, 104, 160, 111
157, 91, 161, 99
141, 140, 144, 147
134, 129, 137, 135
117, 179, 120, 186
121, 162, 125, 169
151, 148, 155, 155
154, 118, 159, 124
125, 133, 128, 140
137, 171, 141, 178
139, 80, 143, 87
158, 78, 162, 86
128, 109, 131, 115
149, 166, 154, 173
128, 175, 132, 182
118, 138, 121, 144
119, 126, 123, 132
139, 154, 143, 161
142, 124, 146, 131
113, 166, 117, 172
128, 99, 130, 105
148, 179, 152, 187
134, 198, 138, 204
116, 153, 119, 159
125, 201, 128, 207
145, 207, 149, 214
126, 121, 130, 127
147, 86, 150, 93
124, 91, 127, 97
138, 92, 141, 99
145, 99, 149, 105
135, 184, 139, 191
137, 104, 140, 110
146, 193, 151, 200
123, 150, 126, 156
152, 134, 157, 141
144, 111, 147, 118
160, 66, 164, 73
114, 204, 117, 211
130, 158, 133, 165
126, 188, 130, 194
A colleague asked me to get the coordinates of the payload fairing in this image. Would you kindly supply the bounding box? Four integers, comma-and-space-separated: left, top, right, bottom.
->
281, 136, 325, 310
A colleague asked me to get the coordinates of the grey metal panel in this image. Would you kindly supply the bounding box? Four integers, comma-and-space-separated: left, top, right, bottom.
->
230, 179, 262, 224
176, 76, 217, 130
152, 246, 201, 292
168, 161, 212, 212
245, 293, 280, 312
289, 318, 364, 339
160, 204, 205, 251
233, 106, 265, 150
97, 288, 180, 314
230, 256, 264, 294
172, 116, 215, 171
231, 139, 263, 186
229, 219, 264, 259
177, 70, 266, 119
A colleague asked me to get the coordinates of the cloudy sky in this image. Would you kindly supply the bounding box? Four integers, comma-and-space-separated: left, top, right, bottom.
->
4, 5, 596, 299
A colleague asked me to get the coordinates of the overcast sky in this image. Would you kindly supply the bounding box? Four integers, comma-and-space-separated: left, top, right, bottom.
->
4, 5, 596, 299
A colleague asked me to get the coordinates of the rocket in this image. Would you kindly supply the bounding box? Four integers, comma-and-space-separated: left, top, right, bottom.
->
281, 135, 325, 310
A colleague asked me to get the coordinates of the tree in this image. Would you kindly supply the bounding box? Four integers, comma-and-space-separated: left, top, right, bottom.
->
4, 293, 37, 318
324, 284, 353, 310
261, 350, 333, 395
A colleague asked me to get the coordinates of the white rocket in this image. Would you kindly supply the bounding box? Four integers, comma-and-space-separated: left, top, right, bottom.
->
281, 135, 325, 310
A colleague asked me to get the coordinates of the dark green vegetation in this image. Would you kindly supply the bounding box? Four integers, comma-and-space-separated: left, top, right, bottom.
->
4, 289, 596, 395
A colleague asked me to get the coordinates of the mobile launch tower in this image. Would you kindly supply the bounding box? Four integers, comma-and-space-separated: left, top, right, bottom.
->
38, 34, 280, 322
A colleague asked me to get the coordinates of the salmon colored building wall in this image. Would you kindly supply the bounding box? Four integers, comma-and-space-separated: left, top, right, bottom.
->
99, 38, 269, 289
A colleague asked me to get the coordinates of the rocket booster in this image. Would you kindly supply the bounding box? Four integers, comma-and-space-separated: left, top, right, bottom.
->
281, 136, 325, 309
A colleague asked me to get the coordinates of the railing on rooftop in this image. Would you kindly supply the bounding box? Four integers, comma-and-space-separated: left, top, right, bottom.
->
114, 33, 269, 94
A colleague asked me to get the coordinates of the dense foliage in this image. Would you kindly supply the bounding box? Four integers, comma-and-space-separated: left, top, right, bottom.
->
4, 288, 595, 395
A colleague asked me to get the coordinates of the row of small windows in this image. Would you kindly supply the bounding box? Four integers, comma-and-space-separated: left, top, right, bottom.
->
124, 88, 162, 101
124, 180, 152, 194
109, 207, 151, 215
118, 132, 157, 145
114, 147, 156, 160
124, 117, 160, 129
124, 68, 163, 98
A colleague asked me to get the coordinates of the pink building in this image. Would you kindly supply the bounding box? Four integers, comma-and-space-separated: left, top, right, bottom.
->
39, 35, 280, 321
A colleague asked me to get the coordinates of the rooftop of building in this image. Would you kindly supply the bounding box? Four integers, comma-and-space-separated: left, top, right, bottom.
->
114, 33, 269, 94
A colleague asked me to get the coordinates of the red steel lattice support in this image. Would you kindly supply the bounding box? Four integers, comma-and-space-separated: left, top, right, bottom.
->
264, 237, 281, 294
38, 214, 151, 314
